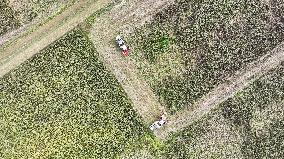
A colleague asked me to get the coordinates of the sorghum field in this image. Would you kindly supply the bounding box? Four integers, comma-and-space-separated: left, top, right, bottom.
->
162, 64, 284, 158
128, 0, 284, 113
0, 29, 150, 158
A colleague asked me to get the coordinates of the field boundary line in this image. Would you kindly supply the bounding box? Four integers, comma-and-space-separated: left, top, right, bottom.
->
0, 0, 111, 77
155, 42, 284, 139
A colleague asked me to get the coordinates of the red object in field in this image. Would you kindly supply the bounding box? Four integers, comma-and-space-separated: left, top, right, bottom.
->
122, 48, 129, 56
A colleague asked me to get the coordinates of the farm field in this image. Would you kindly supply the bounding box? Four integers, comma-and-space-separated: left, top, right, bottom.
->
0, 0, 76, 44
0, 29, 154, 158
161, 64, 284, 158
0, 0, 110, 77
1, 0, 284, 158
127, 0, 284, 113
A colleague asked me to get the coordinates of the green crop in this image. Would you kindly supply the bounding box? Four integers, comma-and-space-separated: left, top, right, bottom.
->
0, 29, 148, 158
129, 0, 284, 113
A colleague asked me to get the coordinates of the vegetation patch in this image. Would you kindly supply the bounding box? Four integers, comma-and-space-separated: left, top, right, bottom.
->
162, 64, 284, 158
220, 64, 284, 158
0, 29, 149, 158
129, 0, 284, 113
8, 0, 75, 24
0, 0, 75, 38
162, 111, 243, 159
0, 0, 21, 36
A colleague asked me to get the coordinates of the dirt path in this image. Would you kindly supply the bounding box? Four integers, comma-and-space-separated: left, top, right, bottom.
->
155, 42, 284, 139
0, 0, 111, 77
90, 0, 174, 123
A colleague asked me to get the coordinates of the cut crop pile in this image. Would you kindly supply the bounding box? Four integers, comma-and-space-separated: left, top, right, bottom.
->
129, 0, 284, 113
162, 64, 284, 158
0, 0, 21, 36
0, 29, 147, 158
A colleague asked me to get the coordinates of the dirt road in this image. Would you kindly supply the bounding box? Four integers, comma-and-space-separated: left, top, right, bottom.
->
155, 42, 284, 139
0, 0, 110, 77
90, 0, 174, 123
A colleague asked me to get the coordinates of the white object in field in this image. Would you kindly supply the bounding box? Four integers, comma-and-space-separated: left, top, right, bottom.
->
120, 45, 128, 51
150, 121, 159, 131
116, 35, 124, 46
149, 119, 166, 131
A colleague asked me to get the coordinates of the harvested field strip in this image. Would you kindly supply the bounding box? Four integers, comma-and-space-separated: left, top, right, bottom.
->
156, 42, 284, 138
90, 0, 174, 123
162, 64, 284, 158
0, 0, 110, 77
128, 0, 284, 113
0, 29, 148, 158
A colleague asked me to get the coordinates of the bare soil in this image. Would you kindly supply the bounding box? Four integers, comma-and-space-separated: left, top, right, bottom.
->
0, 0, 110, 77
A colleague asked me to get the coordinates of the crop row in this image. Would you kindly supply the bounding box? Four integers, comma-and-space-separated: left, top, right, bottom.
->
161, 64, 284, 158
129, 0, 284, 113
0, 29, 148, 158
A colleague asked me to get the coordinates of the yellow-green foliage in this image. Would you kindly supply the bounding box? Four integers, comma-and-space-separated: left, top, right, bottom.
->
0, 29, 147, 158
